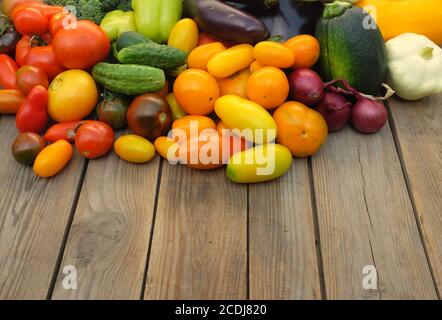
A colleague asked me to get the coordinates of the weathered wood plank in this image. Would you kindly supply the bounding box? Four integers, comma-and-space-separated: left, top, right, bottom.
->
144, 165, 247, 300
312, 125, 437, 300
0, 116, 86, 300
389, 94, 442, 296
249, 160, 322, 300
51, 150, 161, 300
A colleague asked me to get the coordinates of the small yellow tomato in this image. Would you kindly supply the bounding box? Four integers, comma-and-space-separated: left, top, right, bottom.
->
215, 95, 277, 144
254, 41, 296, 69
33, 140, 73, 178
227, 144, 293, 184
168, 18, 199, 55
207, 44, 254, 78
114, 135, 156, 164
165, 93, 187, 121
154, 136, 180, 161
48, 70, 98, 123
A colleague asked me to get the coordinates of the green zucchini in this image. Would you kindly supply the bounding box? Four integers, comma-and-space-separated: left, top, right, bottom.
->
117, 43, 187, 70
92, 63, 165, 96
315, 1, 388, 95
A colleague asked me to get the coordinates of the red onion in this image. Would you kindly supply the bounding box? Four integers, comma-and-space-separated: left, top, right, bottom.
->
316, 91, 352, 132
289, 68, 324, 106
352, 97, 387, 134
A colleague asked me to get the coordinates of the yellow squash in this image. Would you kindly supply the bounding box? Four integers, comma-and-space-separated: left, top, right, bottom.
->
357, 0, 442, 45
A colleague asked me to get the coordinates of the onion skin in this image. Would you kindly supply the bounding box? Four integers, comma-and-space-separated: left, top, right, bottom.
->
352, 98, 387, 134
316, 91, 352, 132
289, 68, 324, 107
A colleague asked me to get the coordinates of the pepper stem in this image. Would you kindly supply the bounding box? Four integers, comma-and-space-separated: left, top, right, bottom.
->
420, 47, 434, 60
323, 1, 353, 19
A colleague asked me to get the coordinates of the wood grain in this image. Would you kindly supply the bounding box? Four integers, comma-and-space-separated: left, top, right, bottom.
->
144, 165, 248, 300
0, 116, 86, 300
249, 159, 321, 299
312, 125, 437, 300
51, 151, 161, 300
389, 94, 442, 295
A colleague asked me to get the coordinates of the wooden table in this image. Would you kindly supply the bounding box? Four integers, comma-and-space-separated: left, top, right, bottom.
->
0, 95, 441, 300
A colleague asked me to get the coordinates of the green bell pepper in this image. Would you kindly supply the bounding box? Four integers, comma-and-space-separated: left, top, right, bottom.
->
132, 0, 183, 44
100, 10, 137, 42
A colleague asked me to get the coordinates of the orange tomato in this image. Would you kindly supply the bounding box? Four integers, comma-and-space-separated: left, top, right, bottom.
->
247, 67, 289, 110
180, 132, 224, 170
33, 139, 73, 178
216, 121, 228, 136
273, 101, 328, 157
254, 41, 295, 69
250, 60, 263, 73
171, 115, 217, 141
284, 35, 320, 69
217, 68, 250, 99
174, 69, 220, 115
187, 42, 226, 71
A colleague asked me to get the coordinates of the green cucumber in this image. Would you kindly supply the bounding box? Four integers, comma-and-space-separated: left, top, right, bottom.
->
117, 43, 186, 70
315, 1, 388, 95
115, 31, 154, 52
92, 63, 165, 96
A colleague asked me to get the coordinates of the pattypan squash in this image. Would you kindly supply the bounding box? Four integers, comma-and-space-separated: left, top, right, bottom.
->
386, 33, 442, 100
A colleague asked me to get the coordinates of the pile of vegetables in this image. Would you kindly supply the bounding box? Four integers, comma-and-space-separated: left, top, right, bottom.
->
0, 0, 441, 184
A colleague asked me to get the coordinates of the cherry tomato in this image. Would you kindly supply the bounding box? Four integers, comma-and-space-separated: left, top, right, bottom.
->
52, 20, 110, 70
16, 65, 49, 95
75, 121, 115, 159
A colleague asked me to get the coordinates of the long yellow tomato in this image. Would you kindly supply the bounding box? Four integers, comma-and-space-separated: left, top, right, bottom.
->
33, 140, 73, 178
215, 95, 277, 144
48, 70, 98, 123
168, 18, 199, 55
114, 135, 156, 164
227, 144, 293, 184
207, 44, 254, 78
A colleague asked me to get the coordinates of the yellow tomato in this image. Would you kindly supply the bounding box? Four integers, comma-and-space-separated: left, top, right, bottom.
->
114, 135, 156, 164
227, 144, 293, 184
33, 140, 73, 178
188, 42, 226, 71
48, 70, 98, 123
168, 18, 199, 55
254, 41, 296, 69
165, 93, 187, 121
207, 44, 254, 78
154, 136, 180, 161
214, 95, 277, 144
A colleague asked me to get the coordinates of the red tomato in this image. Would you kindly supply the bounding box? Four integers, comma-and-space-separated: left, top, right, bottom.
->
75, 121, 115, 159
49, 12, 77, 37
16, 65, 49, 95
13, 7, 48, 36
25, 45, 65, 80
52, 20, 110, 70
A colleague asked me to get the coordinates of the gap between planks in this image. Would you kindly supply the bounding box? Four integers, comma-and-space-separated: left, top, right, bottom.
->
386, 100, 441, 299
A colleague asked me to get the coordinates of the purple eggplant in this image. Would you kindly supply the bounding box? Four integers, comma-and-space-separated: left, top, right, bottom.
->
184, 0, 269, 44
224, 0, 279, 10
